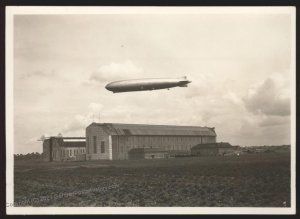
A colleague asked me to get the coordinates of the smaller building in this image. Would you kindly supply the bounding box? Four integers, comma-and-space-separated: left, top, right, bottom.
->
191, 142, 238, 156
42, 137, 86, 162
128, 147, 169, 159
169, 150, 191, 157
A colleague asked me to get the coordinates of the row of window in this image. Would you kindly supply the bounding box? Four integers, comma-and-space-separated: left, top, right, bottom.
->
51, 148, 85, 158
62, 148, 85, 157
118, 136, 209, 144
116, 144, 194, 153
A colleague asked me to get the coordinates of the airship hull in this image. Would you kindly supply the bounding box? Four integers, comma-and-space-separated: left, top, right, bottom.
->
105, 77, 191, 93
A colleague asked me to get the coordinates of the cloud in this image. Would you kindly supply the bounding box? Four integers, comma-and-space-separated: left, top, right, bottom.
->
89, 60, 143, 83
26, 133, 57, 144
25, 137, 40, 144
19, 70, 56, 79
13, 14, 293, 153
62, 103, 103, 133
243, 73, 290, 116
62, 114, 95, 133
259, 115, 290, 127
223, 91, 243, 105
185, 73, 215, 99
88, 102, 104, 113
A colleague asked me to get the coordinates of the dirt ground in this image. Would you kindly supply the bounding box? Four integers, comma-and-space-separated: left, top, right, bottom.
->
14, 152, 291, 207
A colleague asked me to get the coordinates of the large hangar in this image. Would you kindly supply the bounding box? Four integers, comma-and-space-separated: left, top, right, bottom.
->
86, 123, 217, 160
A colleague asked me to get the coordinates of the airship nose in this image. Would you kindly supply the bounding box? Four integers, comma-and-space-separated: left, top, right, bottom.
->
187, 80, 192, 83
105, 84, 112, 90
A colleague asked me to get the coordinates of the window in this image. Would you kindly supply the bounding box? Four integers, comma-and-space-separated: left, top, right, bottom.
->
93, 136, 97, 153
101, 141, 105, 153
70, 150, 72, 156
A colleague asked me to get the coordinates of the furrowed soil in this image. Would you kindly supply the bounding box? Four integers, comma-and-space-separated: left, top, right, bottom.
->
13, 152, 290, 207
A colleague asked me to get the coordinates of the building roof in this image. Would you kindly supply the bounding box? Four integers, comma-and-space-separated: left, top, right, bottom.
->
88, 123, 216, 136
46, 137, 86, 148
192, 142, 233, 149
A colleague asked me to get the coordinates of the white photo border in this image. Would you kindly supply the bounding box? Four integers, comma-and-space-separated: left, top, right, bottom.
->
6, 6, 296, 215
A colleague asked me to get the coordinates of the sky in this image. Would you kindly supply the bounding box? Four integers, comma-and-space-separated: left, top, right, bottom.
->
12, 10, 294, 154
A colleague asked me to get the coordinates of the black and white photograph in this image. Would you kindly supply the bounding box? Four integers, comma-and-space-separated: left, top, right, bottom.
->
5, 6, 296, 215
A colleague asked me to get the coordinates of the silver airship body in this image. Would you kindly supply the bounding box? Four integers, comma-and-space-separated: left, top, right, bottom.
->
105, 76, 191, 93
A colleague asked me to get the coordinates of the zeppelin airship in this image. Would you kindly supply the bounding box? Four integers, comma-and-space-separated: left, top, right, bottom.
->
105, 76, 192, 93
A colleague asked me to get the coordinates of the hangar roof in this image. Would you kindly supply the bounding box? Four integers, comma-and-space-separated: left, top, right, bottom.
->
88, 123, 216, 136
45, 137, 86, 148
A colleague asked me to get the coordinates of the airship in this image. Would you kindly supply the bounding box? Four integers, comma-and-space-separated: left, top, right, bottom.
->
105, 76, 192, 93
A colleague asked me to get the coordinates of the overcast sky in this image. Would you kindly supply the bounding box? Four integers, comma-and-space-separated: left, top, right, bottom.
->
13, 9, 293, 154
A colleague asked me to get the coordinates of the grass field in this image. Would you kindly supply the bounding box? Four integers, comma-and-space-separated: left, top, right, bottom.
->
14, 152, 291, 207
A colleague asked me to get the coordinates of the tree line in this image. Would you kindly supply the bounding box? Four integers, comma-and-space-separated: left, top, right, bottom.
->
14, 152, 43, 161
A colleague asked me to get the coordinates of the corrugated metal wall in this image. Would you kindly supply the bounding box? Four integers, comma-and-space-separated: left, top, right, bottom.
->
111, 135, 216, 160
86, 124, 217, 160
